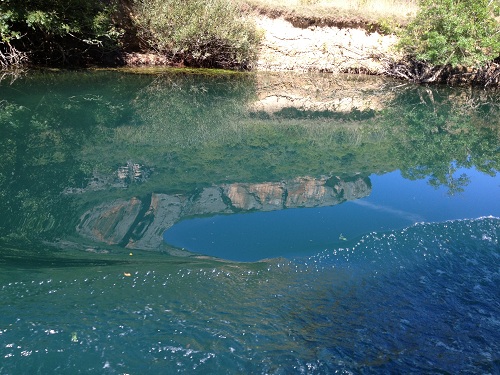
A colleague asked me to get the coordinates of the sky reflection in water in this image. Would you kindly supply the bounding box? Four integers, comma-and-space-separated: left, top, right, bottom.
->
164, 168, 500, 261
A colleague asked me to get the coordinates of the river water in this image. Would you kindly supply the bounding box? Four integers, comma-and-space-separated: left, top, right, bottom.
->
0, 70, 499, 374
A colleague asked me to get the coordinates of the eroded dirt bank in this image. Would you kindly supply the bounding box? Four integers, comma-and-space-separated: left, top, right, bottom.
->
123, 14, 499, 85
124, 15, 400, 74
254, 16, 399, 74
252, 16, 499, 85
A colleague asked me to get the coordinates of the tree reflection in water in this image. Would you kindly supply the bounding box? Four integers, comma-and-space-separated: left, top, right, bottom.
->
0, 71, 498, 257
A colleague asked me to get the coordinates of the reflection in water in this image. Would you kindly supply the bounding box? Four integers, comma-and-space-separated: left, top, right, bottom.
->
75, 175, 371, 251
163, 167, 500, 261
0, 71, 499, 374
249, 72, 392, 114
351, 200, 424, 223
0, 218, 499, 373
0, 71, 499, 258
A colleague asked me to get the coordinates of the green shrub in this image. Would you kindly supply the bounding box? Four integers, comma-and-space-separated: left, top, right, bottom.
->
397, 0, 500, 67
0, 0, 122, 67
132, 0, 261, 69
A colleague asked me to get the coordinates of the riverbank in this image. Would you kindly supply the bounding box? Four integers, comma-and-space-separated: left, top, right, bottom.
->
1, 0, 499, 86
123, 13, 499, 86
253, 15, 399, 74
122, 11, 401, 74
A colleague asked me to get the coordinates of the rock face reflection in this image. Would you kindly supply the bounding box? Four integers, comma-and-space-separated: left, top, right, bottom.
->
64, 161, 152, 194
249, 73, 394, 115
77, 175, 371, 250
77, 198, 143, 245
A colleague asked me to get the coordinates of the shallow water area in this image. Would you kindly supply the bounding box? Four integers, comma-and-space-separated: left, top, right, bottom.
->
0, 70, 499, 373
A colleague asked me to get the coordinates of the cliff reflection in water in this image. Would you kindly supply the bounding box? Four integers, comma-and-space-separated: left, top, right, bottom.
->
0, 70, 498, 261
76, 175, 371, 250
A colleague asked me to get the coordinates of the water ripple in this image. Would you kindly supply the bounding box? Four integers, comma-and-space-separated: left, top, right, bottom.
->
0, 217, 499, 373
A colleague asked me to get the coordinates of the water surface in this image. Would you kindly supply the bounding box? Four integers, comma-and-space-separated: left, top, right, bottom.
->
0, 70, 499, 374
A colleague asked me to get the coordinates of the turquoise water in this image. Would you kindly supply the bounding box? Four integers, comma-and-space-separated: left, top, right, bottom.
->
0, 71, 499, 373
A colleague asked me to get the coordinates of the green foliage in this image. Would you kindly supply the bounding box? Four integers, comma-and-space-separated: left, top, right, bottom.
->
375, 16, 401, 35
0, 10, 20, 43
398, 0, 500, 67
0, 0, 123, 67
133, 0, 261, 69
384, 85, 500, 194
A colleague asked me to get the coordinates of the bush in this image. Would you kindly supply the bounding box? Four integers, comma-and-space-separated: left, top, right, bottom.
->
398, 0, 500, 68
132, 0, 261, 69
0, 0, 122, 67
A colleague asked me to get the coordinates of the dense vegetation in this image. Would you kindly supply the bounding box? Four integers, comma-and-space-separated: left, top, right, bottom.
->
398, 0, 500, 67
391, 0, 500, 84
0, 0, 499, 81
0, 0, 260, 69
132, 0, 261, 69
0, 0, 122, 67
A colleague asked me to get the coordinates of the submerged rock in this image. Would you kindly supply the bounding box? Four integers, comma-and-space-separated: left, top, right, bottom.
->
63, 161, 152, 195
224, 182, 285, 211
126, 194, 184, 250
